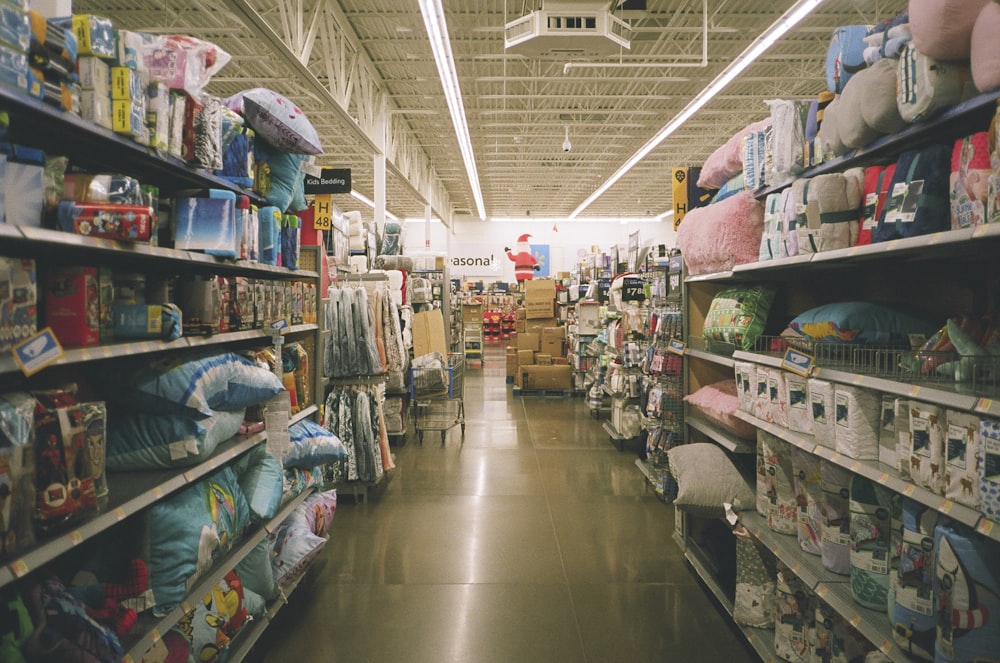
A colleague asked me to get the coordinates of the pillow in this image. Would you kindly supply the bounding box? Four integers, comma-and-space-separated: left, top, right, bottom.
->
285, 418, 349, 469
910, 0, 988, 60
187, 570, 253, 663
231, 444, 284, 525
710, 171, 747, 204
683, 380, 757, 439
702, 284, 777, 352
667, 443, 754, 518
147, 467, 250, 613
235, 540, 279, 602
283, 465, 326, 499
103, 352, 284, 420
676, 191, 765, 276
271, 490, 337, 585
224, 88, 322, 155
254, 139, 308, 213
971, 2, 1000, 93
785, 301, 939, 346
698, 118, 771, 190
106, 409, 246, 470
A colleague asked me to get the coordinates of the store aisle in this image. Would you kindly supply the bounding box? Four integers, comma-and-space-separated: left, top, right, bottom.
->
247, 345, 757, 663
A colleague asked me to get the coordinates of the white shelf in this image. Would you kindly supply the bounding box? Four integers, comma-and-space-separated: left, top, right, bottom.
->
686, 348, 735, 368
684, 413, 755, 454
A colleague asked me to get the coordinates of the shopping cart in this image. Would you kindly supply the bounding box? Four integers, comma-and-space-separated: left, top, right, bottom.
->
410, 352, 466, 443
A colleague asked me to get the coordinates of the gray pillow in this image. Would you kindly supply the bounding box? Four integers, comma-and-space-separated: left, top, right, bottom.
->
668, 443, 755, 518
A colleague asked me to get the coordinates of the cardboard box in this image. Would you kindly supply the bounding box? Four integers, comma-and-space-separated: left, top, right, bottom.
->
576, 301, 602, 334
462, 303, 483, 326
520, 365, 572, 391
540, 339, 564, 357
412, 308, 448, 358
516, 308, 526, 320
0, 257, 36, 353
525, 298, 554, 319
515, 319, 525, 334
524, 279, 556, 301
541, 326, 565, 342
516, 332, 539, 352
45, 266, 100, 347
505, 348, 518, 377
553, 357, 569, 366
536, 353, 552, 365
98, 266, 114, 343
517, 349, 535, 366
525, 317, 558, 335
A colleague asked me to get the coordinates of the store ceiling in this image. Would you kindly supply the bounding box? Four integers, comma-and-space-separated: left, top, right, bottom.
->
78, 0, 905, 222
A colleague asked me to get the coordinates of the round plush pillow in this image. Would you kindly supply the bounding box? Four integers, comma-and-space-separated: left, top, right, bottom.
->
971, 1, 1000, 93
910, 0, 989, 60
225, 88, 323, 155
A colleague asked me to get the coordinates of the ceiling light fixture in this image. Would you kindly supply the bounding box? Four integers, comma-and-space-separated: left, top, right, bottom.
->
568, 0, 825, 219
562, 125, 572, 152
419, 0, 487, 220
351, 190, 399, 222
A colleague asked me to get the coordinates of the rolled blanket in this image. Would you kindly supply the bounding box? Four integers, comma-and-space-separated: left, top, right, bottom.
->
834, 384, 881, 460
809, 170, 864, 252
374, 255, 415, 272
760, 431, 797, 535
697, 118, 771, 190
675, 191, 764, 275
792, 447, 822, 556
820, 460, 852, 575
861, 57, 908, 135
897, 43, 972, 124
817, 96, 849, 159
950, 131, 991, 229
910, 0, 987, 60
837, 72, 882, 149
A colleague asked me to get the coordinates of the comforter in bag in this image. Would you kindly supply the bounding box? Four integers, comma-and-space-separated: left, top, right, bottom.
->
767, 99, 809, 185
786, 373, 813, 435
857, 164, 896, 246
934, 522, 1000, 662
811, 169, 865, 252
735, 536, 777, 628
809, 378, 836, 449
849, 474, 898, 611
907, 402, 946, 494
892, 498, 940, 661
834, 384, 881, 460
978, 418, 1000, 522
874, 144, 951, 242
820, 460, 852, 575
774, 567, 814, 662
897, 43, 971, 124
950, 132, 990, 229
767, 368, 789, 429
760, 430, 797, 535
792, 446, 822, 556
944, 410, 981, 509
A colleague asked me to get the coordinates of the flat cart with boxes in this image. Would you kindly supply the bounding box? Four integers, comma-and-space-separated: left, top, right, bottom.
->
410, 352, 466, 443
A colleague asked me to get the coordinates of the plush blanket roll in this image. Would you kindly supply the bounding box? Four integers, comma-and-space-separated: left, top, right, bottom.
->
907, 402, 946, 494
860, 57, 908, 135
809, 378, 836, 449
698, 118, 771, 190
910, 0, 988, 60
761, 431, 797, 535
811, 170, 864, 251
892, 498, 940, 661
837, 72, 882, 150
820, 460, 852, 575
792, 447, 822, 556
834, 385, 881, 460
971, 2, 1000, 93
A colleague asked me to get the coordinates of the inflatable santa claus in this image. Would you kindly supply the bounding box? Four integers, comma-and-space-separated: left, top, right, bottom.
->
505, 234, 540, 282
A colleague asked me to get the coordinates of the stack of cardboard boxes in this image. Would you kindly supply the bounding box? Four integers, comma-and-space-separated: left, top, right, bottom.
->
509, 280, 571, 391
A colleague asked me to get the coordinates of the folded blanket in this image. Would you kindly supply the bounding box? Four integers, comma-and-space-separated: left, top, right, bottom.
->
810, 170, 864, 252
792, 447, 822, 556
793, 178, 820, 255
826, 25, 870, 94
805, 92, 835, 167
760, 431, 797, 535
980, 418, 1000, 522
910, 0, 987, 60
875, 144, 951, 241
374, 255, 415, 272
698, 118, 771, 190
786, 373, 813, 435
817, 96, 850, 159
834, 384, 881, 460
945, 410, 981, 509
950, 132, 991, 229
820, 460, 852, 575
972, 1, 1000, 93
676, 191, 764, 275
759, 192, 783, 262
809, 378, 836, 449
857, 164, 896, 245
907, 402, 946, 494
893, 497, 940, 660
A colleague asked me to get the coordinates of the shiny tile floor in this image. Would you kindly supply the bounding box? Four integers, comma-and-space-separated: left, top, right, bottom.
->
247, 345, 758, 663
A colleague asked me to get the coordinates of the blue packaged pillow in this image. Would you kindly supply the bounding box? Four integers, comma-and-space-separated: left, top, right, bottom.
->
786, 302, 938, 346
231, 444, 284, 524
106, 409, 245, 470
254, 140, 307, 213
235, 540, 279, 602
285, 418, 348, 469
148, 467, 250, 613
103, 352, 283, 419
710, 172, 746, 203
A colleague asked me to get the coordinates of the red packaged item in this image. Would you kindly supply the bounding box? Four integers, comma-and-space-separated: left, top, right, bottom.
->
56, 201, 152, 241
32, 387, 99, 531
45, 266, 100, 347
856, 163, 896, 246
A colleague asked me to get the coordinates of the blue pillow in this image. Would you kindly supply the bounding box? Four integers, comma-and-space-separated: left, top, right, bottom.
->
255, 140, 307, 213
231, 444, 284, 524
106, 409, 246, 470
285, 419, 348, 469
148, 467, 250, 613
105, 352, 283, 419
711, 172, 746, 203
235, 540, 279, 602
786, 302, 939, 345
283, 465, 325, 496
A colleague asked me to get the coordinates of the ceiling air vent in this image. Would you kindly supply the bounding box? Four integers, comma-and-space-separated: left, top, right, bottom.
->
504, 1, 631, 58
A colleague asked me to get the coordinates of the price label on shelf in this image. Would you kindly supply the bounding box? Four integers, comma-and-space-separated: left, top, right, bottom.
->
122, 656, 134, 663
852, 374, 864, 385
69, 530, 83, 546
781, 347, 815, 377
152, 486, 163, 499
182, 601, 192, 614
976, 398, 994, 413
11, 559, 29, 577
909, 385, 922, 397
879, 640, 894, 654
667, 339, 687, 356
851, 461, 862, 471
977, 519, 995, 536
849, 614, 861, 627
816, 585, 829, 598
903, 484, 916, 496
939, 499, 954, 514
150, 628, 161, 643
113, 507, 126, 521
878, 472, 890, 484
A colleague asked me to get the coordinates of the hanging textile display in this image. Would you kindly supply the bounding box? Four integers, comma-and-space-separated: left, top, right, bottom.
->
322, 384, 393, 483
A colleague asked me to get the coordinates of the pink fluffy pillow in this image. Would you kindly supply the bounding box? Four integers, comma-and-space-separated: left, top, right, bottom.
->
684, 380, 757, 439
971, 2, 1000, 93
697, 119, 771, 190
911, 0, 989, 60
676, 190, 764, 275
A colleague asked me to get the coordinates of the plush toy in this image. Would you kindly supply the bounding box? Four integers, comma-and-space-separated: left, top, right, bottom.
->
504, 234, 539, 282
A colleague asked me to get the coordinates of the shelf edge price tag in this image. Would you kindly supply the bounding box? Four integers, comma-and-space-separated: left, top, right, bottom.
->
113, 507, 126, 521
12, 327, 64, 377
69, 530, 83, 546
977, 519, 995, 536
939, 499, 954, 514
11, 559, 29, 578
849, 614, 861, 627
780, 347, 814, 377
909, 385, 922, 397
267, 318, 289, 338
667, 339, 687, 356
976, 398, 994, 413
816, 585, 829, 598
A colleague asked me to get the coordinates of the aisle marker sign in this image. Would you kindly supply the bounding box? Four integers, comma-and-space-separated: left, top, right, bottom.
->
13, 327, 63, 376
313, 194, 333, 231
781, 347, 814, 377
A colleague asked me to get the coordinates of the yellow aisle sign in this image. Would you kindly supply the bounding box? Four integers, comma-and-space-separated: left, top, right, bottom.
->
313, 194, 332, 231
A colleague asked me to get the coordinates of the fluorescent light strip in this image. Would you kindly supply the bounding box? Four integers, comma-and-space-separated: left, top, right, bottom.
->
351, 190, 399, 221
569, 0, 825, 219
419, 0, 487, 220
